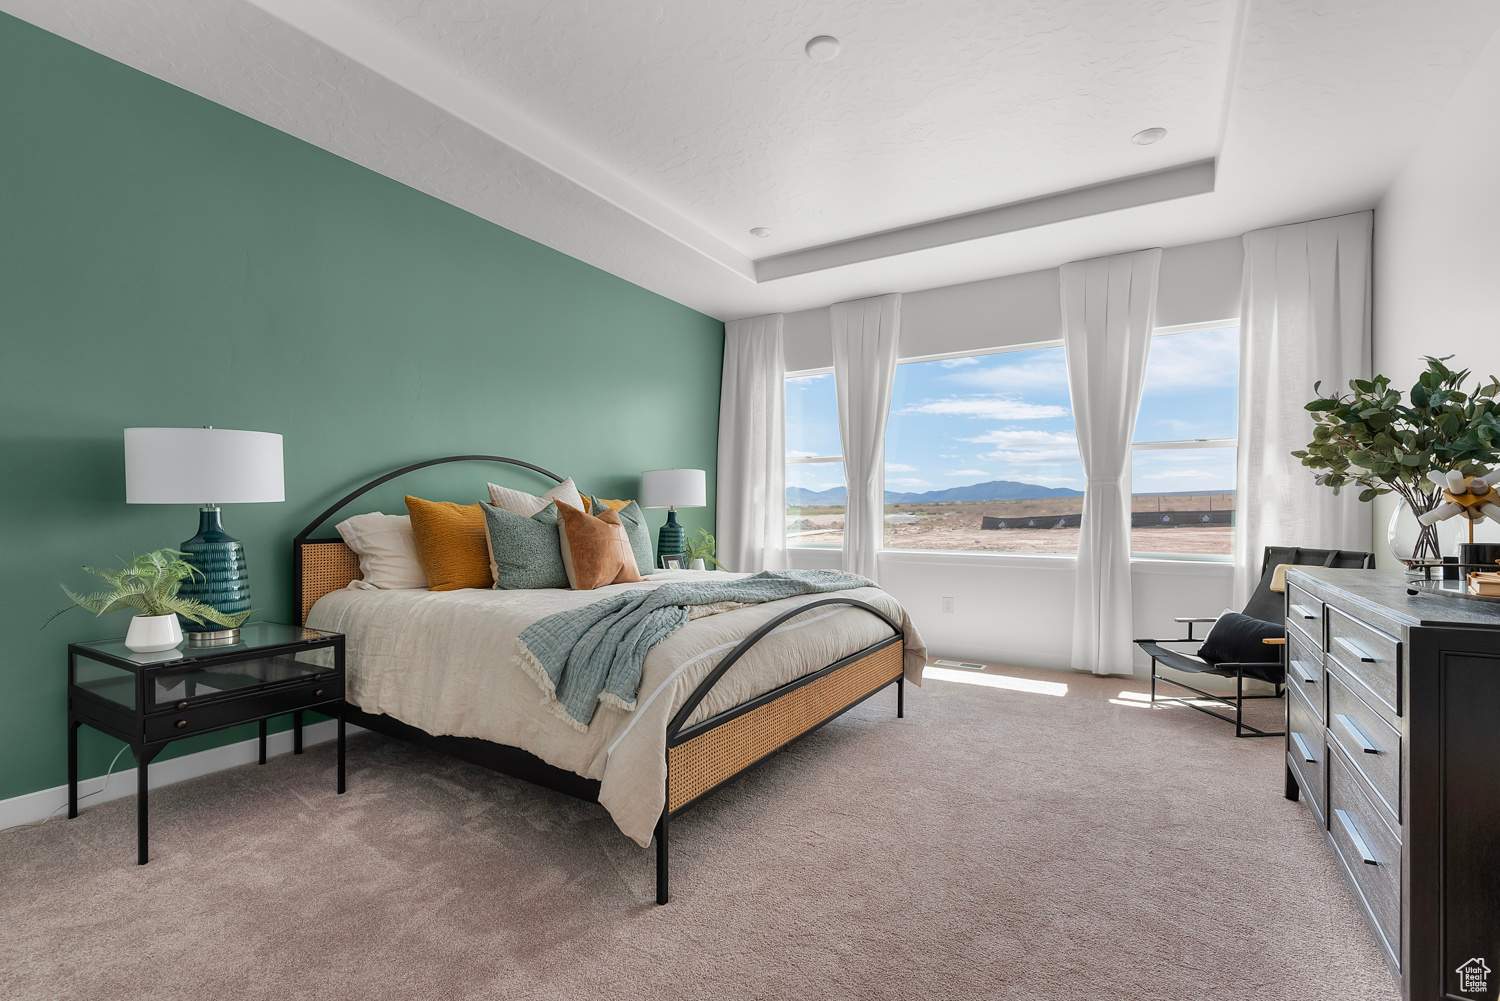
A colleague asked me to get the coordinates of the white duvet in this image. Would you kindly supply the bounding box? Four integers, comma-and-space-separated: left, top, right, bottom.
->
305, 570, 926, 845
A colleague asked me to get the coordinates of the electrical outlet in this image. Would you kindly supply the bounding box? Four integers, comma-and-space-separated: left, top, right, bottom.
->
941, 596, 955, 614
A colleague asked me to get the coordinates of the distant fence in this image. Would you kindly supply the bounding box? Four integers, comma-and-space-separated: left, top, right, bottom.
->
981, 510, 1233, 531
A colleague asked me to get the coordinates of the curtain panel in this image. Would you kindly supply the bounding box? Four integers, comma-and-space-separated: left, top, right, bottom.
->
1234, 212, 1373, 605
1062, 249, 1162, 675
831, 293, 902, 581
716, 313, 787, 573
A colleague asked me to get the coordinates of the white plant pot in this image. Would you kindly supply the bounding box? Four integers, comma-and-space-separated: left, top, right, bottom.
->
125, 613, 183, 653
690, 558, 706, 571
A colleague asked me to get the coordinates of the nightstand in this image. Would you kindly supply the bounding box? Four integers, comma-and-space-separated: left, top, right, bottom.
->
67, 621, 345, 864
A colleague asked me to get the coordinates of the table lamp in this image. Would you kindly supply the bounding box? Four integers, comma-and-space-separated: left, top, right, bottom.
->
125, 427, 284, 645
640, 468, 706, 559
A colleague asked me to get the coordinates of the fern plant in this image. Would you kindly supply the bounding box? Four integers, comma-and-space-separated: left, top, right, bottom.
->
46, 549, 251, 628
683, 529, 723, 569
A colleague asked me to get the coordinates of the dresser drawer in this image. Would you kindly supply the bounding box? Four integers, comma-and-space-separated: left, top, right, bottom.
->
1328, 743, 1401, 965
144, 679, 342, 742
1285, 627, 1324, 720
1286, 681, 1326, 825
1285, 582, 1325, 649
1327, 669, 1401, 824
1326, 606, 1401, 721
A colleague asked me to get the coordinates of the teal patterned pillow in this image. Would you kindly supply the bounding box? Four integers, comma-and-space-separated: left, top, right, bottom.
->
591, 498, 654, 576
481, 502, 570, 590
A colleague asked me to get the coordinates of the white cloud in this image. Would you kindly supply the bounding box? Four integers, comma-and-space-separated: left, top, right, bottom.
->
948, 354, 1069, 392
886, 477, 932, 488
786, 449, 821, 458
937, 357, 979, 368
963, 428, 1080, 466
902, 396, 1068, 421
885, 463, 918, 472
1139, 328, 1238, 395
946, 469, 990, 477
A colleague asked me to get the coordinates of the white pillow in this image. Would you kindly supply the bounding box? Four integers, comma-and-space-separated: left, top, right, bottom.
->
335, 513, 429, 589
486, 477, 584, 517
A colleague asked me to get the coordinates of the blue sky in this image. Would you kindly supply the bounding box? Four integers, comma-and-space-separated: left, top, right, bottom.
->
787, 326, 1239, 496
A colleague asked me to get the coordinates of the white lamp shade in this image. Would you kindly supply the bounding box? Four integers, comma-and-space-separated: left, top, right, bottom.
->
125, 428, 285, 505
640, 468, 706, 510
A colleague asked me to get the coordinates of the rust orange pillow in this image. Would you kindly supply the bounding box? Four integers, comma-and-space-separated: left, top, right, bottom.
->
580, 495, 632, 513
555, 499, 643, 590
405, 495, 493, 591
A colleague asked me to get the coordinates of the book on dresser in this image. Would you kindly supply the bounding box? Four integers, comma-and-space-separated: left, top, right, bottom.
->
1282, 568, 1500, 1001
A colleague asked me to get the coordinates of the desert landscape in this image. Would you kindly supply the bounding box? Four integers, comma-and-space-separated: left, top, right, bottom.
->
788, 493, 1235, 555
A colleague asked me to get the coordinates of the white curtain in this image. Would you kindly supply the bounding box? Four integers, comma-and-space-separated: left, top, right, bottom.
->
832, 294, 902, 581
1234, 212, 1373, 605
1062, 249, 1162, 675
716, 313, 787, 573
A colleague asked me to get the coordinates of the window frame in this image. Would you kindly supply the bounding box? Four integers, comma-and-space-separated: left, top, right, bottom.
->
785, 366, 845, 549
877, 338, 1079, 558
1127, 319, 1240, 564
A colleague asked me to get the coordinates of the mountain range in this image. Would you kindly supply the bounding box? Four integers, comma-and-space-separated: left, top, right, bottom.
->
787, 480, 1085, 507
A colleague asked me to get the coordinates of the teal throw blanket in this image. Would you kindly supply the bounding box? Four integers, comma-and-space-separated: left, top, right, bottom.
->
513, 569, 876, 730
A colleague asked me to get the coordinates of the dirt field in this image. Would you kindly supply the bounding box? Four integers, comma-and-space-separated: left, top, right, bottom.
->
788, 495, 1234, 555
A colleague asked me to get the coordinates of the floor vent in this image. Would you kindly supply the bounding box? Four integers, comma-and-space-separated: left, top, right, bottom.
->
934, 659, 987, 671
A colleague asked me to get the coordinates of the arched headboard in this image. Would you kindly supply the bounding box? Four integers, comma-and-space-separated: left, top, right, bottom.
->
293, 455, 564, 624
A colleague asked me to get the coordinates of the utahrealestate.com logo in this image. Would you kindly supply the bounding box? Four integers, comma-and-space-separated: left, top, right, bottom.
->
1457, 958, 1491, 995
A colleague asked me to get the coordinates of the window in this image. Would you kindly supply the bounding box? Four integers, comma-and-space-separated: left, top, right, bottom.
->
881, 344, 1083, 554
786, 371, 844, 547
1129, 323, 1239, 558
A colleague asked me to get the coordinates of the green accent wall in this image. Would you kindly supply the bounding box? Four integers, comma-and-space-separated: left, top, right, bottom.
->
0, 13, 723, 803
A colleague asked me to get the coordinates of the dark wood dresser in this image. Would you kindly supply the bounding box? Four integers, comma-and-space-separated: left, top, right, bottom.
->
1284, 568, 1500, 1001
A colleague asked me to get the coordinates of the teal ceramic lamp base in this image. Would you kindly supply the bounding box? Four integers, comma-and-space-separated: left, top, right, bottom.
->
178, 505, 251, 645
657, 508, 686, 558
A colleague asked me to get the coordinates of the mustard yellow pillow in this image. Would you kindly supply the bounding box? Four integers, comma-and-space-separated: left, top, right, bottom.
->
579, 495, 632, 513
405, 495, 493, 591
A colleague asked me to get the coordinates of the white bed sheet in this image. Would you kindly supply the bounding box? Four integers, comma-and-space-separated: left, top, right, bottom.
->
306, 570, 925, 845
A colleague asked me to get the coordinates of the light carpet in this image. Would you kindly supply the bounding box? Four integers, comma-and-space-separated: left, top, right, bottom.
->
0, 665, 1396, 1001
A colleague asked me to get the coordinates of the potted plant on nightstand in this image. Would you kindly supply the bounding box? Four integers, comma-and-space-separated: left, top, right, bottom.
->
47, 549, 252, 652
683, 529, 723, 571
1295, 355, 1500, 566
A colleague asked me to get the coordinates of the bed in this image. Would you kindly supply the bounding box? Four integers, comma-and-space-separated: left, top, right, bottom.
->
293, 455, 926, 903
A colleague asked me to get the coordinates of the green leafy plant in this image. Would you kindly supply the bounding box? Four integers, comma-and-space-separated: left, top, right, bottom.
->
683, 529, 723, 569
45, 549, 252, 629
1293, 355, 1500, 562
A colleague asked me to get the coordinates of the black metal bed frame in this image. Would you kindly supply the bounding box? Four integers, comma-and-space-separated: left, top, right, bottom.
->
293, 455, 905, 904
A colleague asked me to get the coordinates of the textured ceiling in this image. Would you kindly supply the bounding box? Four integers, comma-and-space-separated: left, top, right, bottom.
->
336, 0, 1236, 256
3, 0, 1499, 320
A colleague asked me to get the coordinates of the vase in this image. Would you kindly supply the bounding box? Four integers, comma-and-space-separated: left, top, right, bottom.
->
125, 613, 184, 653
690, 558, 706, 571
1387, 497, 1443, 569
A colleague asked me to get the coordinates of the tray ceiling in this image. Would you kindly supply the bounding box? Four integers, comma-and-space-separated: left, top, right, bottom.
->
3, 0, 1497, 319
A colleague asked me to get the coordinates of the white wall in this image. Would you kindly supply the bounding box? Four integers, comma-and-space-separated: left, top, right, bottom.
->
780, 234, 1247, 681
1371, 29, 1500, 563
782, 235, 1242, 370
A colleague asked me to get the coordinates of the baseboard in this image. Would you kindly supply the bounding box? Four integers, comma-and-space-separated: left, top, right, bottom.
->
0, 719, 364, 833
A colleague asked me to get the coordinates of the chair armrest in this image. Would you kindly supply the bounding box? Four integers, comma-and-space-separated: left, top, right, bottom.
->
1213, 660, 1284, 670
1134, 637, 1200, 645
1173, 616, 1220, 624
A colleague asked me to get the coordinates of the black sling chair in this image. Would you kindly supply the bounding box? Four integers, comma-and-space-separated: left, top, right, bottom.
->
1135, 546, 1375, 737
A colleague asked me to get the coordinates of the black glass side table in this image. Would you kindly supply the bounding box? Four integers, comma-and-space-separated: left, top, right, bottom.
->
67, 621, 346, 864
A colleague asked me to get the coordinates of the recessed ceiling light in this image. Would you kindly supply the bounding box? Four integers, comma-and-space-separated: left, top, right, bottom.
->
1132, 127, 1168, 145
749, 227, 772, 239
804, 35, 842, 62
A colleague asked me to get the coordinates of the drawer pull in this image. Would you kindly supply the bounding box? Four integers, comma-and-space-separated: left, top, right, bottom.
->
175, 719, 188, 729
1335, 713, 1381, 754
1289, 603, 1319, 621
1290, 660, 1318, 686
1335, 808, 1379, 866
314, 689, 324, 697
1333, 636, 1377, 663
177, 701, 188, 710
1291, 731, 1318, 763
